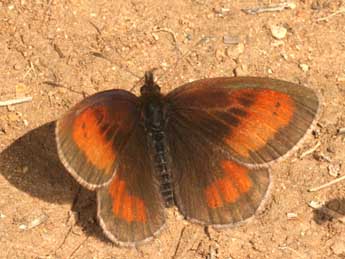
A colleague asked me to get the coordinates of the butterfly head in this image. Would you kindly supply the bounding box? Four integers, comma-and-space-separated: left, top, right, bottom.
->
140, 71, 161, 97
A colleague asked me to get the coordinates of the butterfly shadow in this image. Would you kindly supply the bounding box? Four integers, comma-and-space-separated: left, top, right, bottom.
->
312, 197, 345, 224
0, 121, 108, 242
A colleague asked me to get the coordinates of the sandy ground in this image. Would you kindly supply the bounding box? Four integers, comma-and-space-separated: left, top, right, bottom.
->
1, 0, 345, 258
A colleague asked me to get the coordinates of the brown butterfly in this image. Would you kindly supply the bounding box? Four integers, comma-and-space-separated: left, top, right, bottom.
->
55, 72, 319, 246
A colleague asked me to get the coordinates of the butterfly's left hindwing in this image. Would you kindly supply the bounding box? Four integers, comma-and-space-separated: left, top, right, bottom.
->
166, 119, 270, 224
97, 125, 166, 246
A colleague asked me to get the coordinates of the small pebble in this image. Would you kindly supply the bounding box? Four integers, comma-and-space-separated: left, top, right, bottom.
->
223, 35, 240, 45
13, 63, 23, 70
308, 200, 323, 209
27, 214, 48, 230
152, 33, 159, 41
337, 76, 345, 82
226, 43, 244, 58
299, 63, 309, 72
327, 164, 341, 177
19, 224, 27, 230
281, 53, 288, 60
338, 128, 345, 135
271, 25, 287, 40
287, 212, 298, 219
214, 7, 231, 17
326, 146, 336, 153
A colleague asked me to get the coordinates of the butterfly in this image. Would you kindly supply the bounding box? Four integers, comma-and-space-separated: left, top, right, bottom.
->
55, 72, 319, 246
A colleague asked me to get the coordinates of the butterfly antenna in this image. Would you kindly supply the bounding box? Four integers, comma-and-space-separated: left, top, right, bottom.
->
156, 36, 211, 83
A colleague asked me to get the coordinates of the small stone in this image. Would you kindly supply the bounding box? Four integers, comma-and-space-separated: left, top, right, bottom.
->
331, 241, 345, 255
27, 214, 48, 229
152, 33, 159, 41
326, 146, 336, 153
308, 200, 323, 209
214, 7, 231, 17
337, 128, 345, 135
268, 68, 273, 74
281, 53, 288, 60
337, 76, 345, 82
13, 63, 23, 70
287, 212, 298, 219
299, 63, 309, 72
23, 119, 28, 127
19, 224, 27, 230
223, 35, 240, 45
327, 164, 341, 177
271, 25, 287, 40
226, 43, 244, 58
234, 65, 248, 77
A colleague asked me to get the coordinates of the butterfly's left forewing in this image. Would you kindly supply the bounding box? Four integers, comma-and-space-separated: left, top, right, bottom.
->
56, 90, 139, 190
166, 77, 320, 166
165, 77, 319, 224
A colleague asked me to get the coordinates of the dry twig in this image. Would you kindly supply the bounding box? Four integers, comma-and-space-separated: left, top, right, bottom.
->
0, 96, 32, 106
308, 175, 345, 192
242, 2, 296, 15
316, 7, 345, 22
299, 141, 321, 159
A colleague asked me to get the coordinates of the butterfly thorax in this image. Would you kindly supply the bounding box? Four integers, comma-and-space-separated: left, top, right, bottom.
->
140, 72, 174, 207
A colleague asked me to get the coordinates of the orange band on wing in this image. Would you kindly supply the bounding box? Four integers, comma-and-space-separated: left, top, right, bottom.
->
205, 160, 252, 208
109, 175, 147, 223
226, 89, 294, 157
205, 176, 239, 208
72, 106, 116, 171
222, 160, 252, 193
